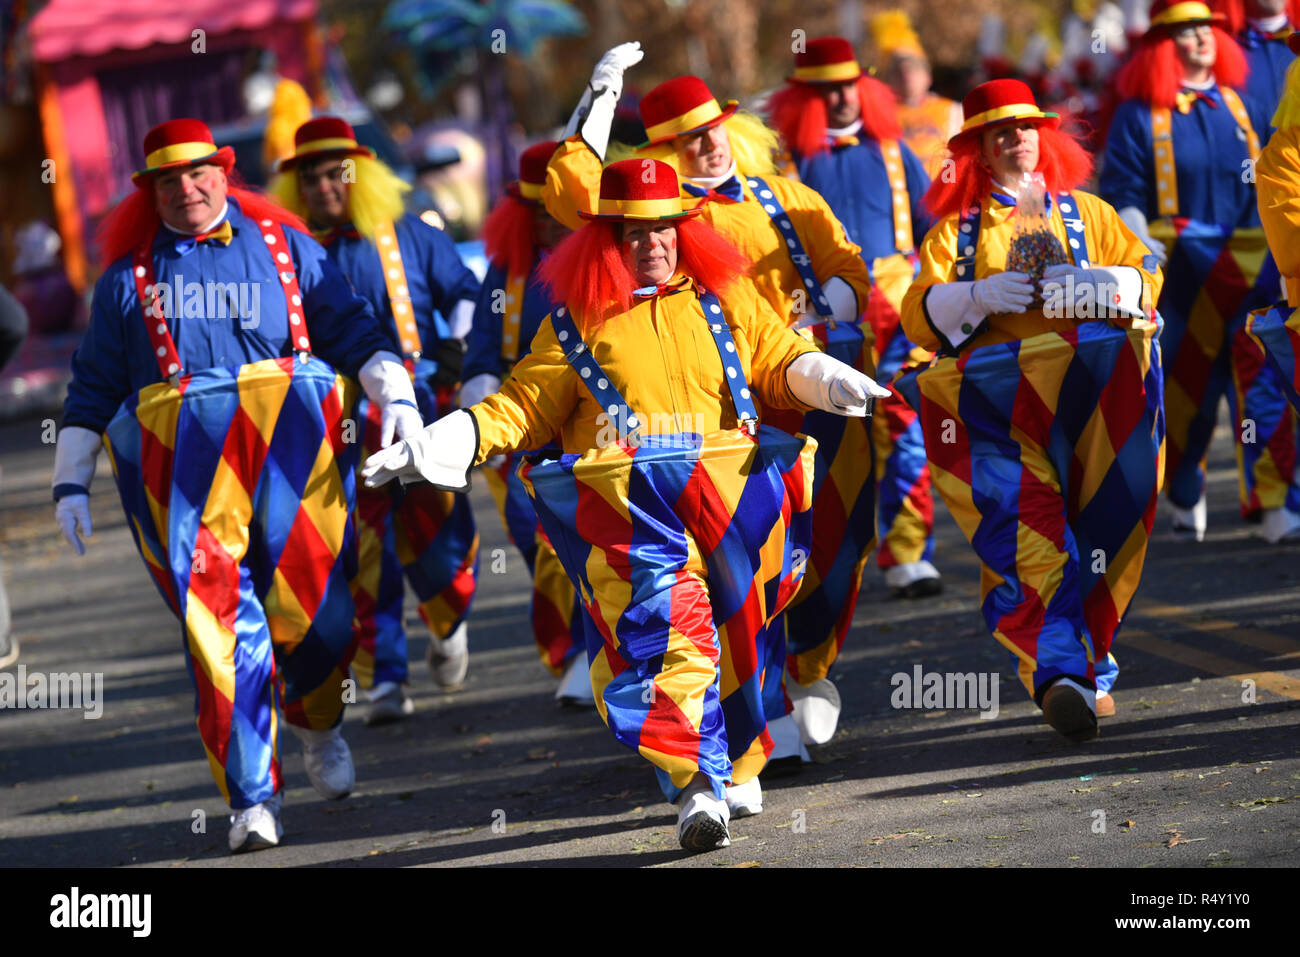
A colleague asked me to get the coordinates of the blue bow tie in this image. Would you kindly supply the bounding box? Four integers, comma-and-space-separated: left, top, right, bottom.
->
682, 176, 745, 203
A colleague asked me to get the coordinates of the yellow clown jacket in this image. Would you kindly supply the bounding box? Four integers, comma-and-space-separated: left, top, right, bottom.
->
469, 273, 819, 462
901, 189, 1163, 354
1256, 125, 1300, 308
542, 138, 874, 338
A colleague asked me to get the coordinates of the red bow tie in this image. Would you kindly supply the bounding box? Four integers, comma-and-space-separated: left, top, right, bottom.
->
1175, 89, 1218, 114
317, 225, 362, 246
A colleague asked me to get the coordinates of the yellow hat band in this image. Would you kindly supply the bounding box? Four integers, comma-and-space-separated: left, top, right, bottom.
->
645, 99, 728, 143
518, 180, 543, 200
960, 102, 1056, 134
144, 141, 219, 169
1150, 1, 1215, 27
792, 60, 862, 83
596, 196, 686, 219
294, 136, 362, 157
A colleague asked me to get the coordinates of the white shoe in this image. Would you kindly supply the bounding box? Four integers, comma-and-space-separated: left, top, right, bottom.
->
555, 653, 596, 707
426, 622, 469, 689
228, 794, 283, 853
675, 778, 730, 852
725, 776, 763, 818
364, 681, 414, 726
1259, 506, 1300, 544
1170, 496, 1206, 541
766, 714, 811, 763
884, 560, 943, 598
288, 725, 354, 800
787, 677, 842, 745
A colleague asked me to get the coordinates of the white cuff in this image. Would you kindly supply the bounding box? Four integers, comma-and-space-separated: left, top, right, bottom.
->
53, 425, 103, 492
359, 350, 418, 409
922, 283, 985, 350
822, 276, 860, 324
447, 299, 476, 341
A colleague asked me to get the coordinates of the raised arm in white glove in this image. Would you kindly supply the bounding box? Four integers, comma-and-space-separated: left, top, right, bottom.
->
52, 424, 102, 555
362, 408, 479, 492
358, 349, 424, 448
786, 351, 891, 417
563, 42, 644, 161
1117, 206, 1167, 266
923, 271, 1033, 350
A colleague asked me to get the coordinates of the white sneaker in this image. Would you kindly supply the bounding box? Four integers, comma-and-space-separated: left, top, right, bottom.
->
288, 725, 354, 800
1259, 506, 1300, 544
884, 560, 943, 598
725, 776, 763, 818
766, 714, 811, 764
555, 653, 596, 707
228, 794, 283, 853
787, 677, 842, 745
364, 681, 414, 726
676, 778, 731, 852
426, 622, 469, 689
1170, 496, 1206, 541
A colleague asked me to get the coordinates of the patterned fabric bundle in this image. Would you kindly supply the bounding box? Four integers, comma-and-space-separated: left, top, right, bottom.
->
103, 356, 359, 807
1147, 220, 1283, 513
349, 382, 479, 690
898, 319, 1165, 698
520, 425, 816, 800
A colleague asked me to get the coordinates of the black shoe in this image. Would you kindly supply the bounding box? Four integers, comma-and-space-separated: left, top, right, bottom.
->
895, 576, 943, 600
1041, 682, 1099, 743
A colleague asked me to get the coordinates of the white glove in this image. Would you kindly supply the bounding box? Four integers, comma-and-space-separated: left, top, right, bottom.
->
459, 372, 501, 410
362, 408, 479, 492
56, 493, 92, 556
1117, 206, 1167, 265
358, 350, 422, 448
787, 351, 891, 417
563, 42, 643, 160
1040, 263, 1146, 320
970, 271, 1035, 315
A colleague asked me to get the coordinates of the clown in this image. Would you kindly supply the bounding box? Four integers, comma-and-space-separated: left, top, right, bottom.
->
900, 79, 1165, 742
768, 35, 945, 605
269, 117, 483, 723
363, 158, 890, 852
544, 44, 879, 763
1100, 0, 1295, 542
1213, 0, 1299, 118
52, 118, 418, 851
459, 141, 590, 705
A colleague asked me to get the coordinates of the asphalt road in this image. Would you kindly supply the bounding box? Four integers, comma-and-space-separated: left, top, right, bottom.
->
1, 409, 1297, 869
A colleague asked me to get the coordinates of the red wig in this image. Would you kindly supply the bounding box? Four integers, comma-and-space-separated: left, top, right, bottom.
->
1210, 0, 1300, 36
482, 194, 538, 280
96, 172, 308, 268
767, 75, 902, 158
538, 217, 752, 331
1113, 26, 1248, 109
922, 120, 1095, 222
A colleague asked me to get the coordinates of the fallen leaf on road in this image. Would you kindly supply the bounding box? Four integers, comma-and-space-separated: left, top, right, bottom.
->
525, 747, 557, 761
729, 861, 761, 868
1236, 796, 1286, 807
1122, 819, 1136, 830
1164, 829, 1183, 848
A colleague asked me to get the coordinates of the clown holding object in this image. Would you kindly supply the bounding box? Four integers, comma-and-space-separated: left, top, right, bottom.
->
363, 159, 889, 853
898, 80, 1166, 743
53, 119, 420, 852
269, 117, 483, 724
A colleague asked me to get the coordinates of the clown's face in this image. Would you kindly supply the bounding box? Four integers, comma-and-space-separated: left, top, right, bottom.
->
980, 121, 1041, 186
533, 205, 569, 251
818, 79, 862, 127
1172, 23, 1216, 76
154, 163, 228, 233
621, 220, 678, 287
675, 123, 732, 179
298, 156, 352, 227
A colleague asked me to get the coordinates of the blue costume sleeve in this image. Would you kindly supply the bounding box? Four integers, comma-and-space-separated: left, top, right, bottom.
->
901, 140, 935, 248
62, 265, 135, 433
405, 215, 481, 322
284, 228, 393, 378
463, 261, 508, 382
1098, 100, 1154, 219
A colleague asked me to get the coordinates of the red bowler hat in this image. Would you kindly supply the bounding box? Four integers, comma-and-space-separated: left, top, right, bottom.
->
506, 140, 560, 203
1145, 0, 1224, 33
578, 158, 703, 222
790, 36, 864, 84
638, 76, 738, 147
131, 118, 236, 187
277, 116, 376, 171
949, 78, 1059, 146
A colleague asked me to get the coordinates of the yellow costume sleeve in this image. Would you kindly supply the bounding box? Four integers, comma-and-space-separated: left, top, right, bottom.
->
470, 315, 580, 463
1255, 125, 1300, 306
542, 137, 602, 232
900, 214, 962, 355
